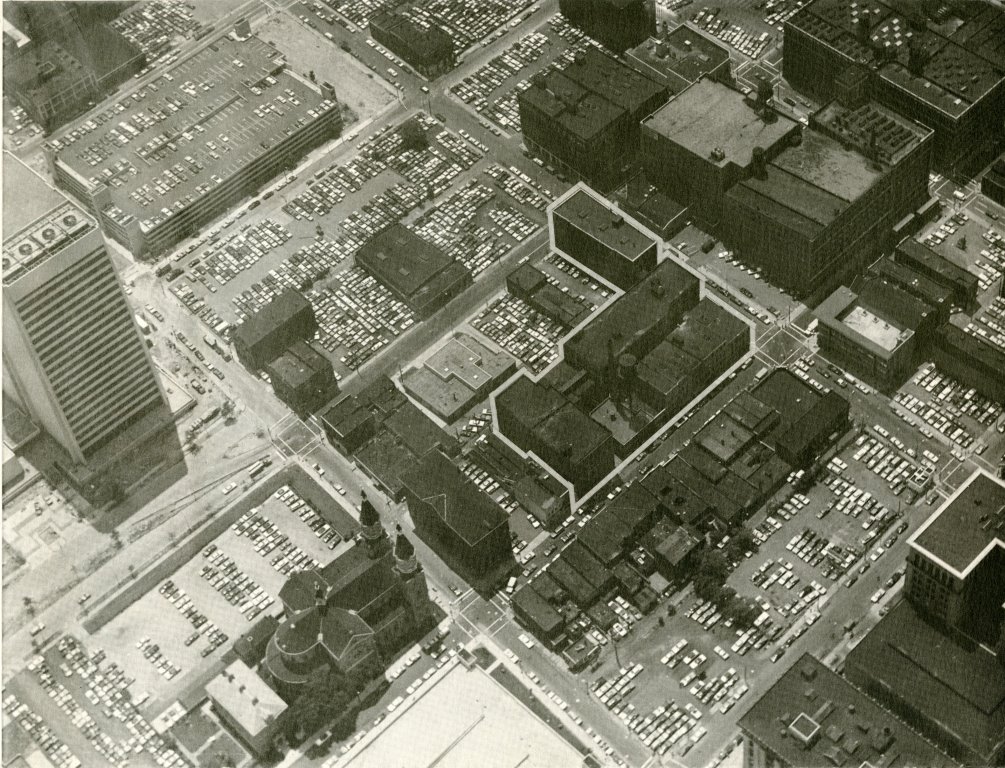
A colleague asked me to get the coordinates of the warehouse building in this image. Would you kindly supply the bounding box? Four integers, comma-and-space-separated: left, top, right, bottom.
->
845, 471, 1005, 766
355, 224, 471, 319
641, 78, 800, 227
815, 278, 937, 390
983, 155, 1005, 207
783, 0, 1005, 175
518, 49, 667, 191
401, 333, 516, 423
871, 257, 952, 322
643, 78, 932, 297
45, 36, 342, 258
740, 654, 955, 768
551, 186, 659, 290
369, 11, 455, 79
626, 22, 732, 94
506, 264, 594, 330
558, 0, 655, 53
719, 98, 932, 298
319, 396, 375, 456
233, 290, 317, 371
751, 369, 850, 467
3, 3, 145, 132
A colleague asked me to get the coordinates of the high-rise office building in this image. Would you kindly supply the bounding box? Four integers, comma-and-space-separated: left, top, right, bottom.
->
2, 156, 166, 464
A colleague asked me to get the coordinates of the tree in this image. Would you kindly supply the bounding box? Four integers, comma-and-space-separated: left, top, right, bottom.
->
308, 70, 316, 82
284, 668, 355, 743
22, 596, 35, 616
399, 119, 429, 153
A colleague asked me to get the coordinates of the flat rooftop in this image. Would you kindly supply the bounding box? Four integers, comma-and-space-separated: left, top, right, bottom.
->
910, 469, 1005, 576
423, 334, 514, 390
520, 71, 625, 142
790, 0, 1005, 119
842, 305, 905, 351
205, 660, 287, 737
771, 129, 880, 203
47, 35, 335, 229
740, 653, 954, 768
643, 78, 797, 169
554, 188, 657, 261
846, 600, 1005, 762
565, 259, 699, 372
356, 224, 455, 298
2, 153, 96, 286
814, 100, 931, 166
560, 47, 666, 116
342, 663, 584, 768
627, 25, 730, 89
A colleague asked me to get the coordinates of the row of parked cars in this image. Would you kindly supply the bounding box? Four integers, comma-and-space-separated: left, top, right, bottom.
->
473, 293, 564, 373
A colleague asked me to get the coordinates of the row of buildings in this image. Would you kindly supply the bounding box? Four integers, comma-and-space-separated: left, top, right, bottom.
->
494, 185, 753, 502
740, 468, 1005, 768
815, 235, 1005, 396
512, 368, 850, 657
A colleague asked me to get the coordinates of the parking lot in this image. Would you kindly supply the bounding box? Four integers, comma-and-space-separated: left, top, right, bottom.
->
91, 483, 354, 703
335, 0, 536, 56
450, 15, 604, 137
892, 363, 1003, 454
5, 634, 192, 768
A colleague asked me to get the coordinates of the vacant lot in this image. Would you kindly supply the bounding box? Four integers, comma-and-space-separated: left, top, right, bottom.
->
258, 13, 394, 121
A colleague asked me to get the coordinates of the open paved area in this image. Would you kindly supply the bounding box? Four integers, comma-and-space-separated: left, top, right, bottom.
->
341, 662, 584, 768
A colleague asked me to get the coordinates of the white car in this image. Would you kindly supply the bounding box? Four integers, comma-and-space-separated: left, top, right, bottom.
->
518, 633, 535, 649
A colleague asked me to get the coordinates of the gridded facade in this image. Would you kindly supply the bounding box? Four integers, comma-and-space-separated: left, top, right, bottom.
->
3, 192, 165, 463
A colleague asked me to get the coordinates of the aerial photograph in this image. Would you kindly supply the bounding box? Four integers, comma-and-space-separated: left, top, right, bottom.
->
2, 0, 1004, 767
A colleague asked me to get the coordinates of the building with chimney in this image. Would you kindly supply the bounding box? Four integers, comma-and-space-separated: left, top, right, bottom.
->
206, 660, 288, 758
265, 495, 433, 699
625, 22, 732, 94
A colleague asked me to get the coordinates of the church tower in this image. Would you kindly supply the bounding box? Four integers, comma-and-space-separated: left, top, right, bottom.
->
392, 524, 433, 631
359, 491, 389, 558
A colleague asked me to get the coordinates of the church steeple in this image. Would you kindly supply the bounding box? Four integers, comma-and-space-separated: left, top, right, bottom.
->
393, 524, 418, 575
359, 491, 389, 558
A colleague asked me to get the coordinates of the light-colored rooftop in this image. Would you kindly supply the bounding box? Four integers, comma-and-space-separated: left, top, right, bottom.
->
205, 660, 287, 737
643, 78, 797, 168
841, 305, 906, 351
342, 663, 583, 768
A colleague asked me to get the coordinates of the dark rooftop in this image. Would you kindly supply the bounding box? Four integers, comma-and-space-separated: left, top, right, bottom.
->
560, 48, 667, 116
565, 259, 699, 372
233, 290, 312, 348
384, 401, 457, 459
537, 402, 611, 467
874, 257, 952, 309
895, 238, 980, 292
554, 188, 657, 262
356, 224, 459, 298
401, 450, 508, 547
643, 78, 797, 169
752, 369, 820, 427
512, 585, 564, 635
789, 0, 1005, 119
267, 341, 329, 389
369, 10, 454, 62
520, 71, 625, 142
668, 297, 749, 361
741, 652, 955, 768
910, 469, 1005, 576
936, 324, 1005, 375
846, 601, 1005, 763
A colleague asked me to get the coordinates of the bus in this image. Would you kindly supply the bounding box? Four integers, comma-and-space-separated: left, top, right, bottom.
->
248, 457, 272, 479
